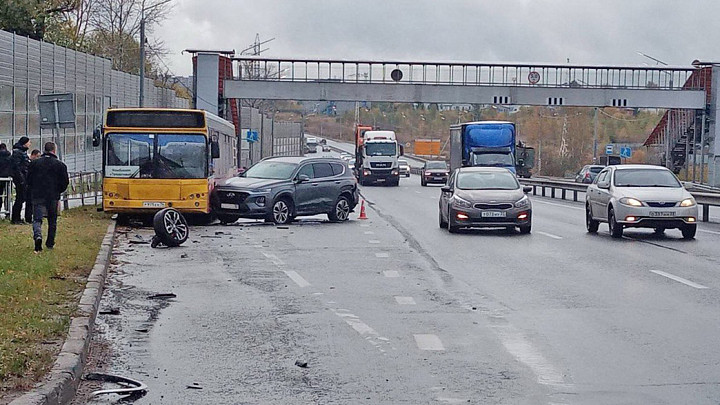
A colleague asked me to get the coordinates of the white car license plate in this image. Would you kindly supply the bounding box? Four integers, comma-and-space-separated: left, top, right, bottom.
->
434, 177, 445, 180
649, 211, 675, 217
142, 201, 166, 208
221, 203, 239, 210
481, 211, 506, 218
377, 178, 385, 182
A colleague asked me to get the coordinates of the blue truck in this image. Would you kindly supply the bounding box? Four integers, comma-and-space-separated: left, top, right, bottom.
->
449, 121, 535, 177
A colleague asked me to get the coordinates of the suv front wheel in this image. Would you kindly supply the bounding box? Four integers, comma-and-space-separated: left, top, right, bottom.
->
269, 198, 293, 225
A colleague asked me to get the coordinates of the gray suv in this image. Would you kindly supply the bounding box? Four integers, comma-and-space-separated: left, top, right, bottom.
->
212, 156, 359, 224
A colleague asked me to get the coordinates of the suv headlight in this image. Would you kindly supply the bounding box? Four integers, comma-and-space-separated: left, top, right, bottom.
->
680, 198, 696, 207
619, 197, 643, 207
452, 196, 473, 209
515, 195, 530, 208
251, 188, 271, 193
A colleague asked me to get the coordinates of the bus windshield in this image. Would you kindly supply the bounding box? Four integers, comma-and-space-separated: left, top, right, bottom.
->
105, 133, 207, 179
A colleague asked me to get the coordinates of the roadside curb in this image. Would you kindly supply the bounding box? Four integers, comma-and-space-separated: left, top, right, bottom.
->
10, 221, 117, 405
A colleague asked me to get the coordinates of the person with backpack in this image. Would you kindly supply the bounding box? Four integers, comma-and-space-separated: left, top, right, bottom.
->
10, 137, 32, 224
26, 142, 69, 252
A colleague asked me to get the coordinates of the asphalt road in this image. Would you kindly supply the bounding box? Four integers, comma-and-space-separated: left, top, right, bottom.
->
77, 157, 720, 404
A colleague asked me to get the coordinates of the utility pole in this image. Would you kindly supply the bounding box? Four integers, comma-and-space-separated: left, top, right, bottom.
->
139, 15, 145, 107
593, 107, 598, 162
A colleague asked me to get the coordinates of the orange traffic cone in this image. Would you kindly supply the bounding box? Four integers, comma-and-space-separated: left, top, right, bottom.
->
358, 199, 368, 220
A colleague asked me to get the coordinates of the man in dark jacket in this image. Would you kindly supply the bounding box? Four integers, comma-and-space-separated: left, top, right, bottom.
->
0, 143, 11, 218
10, 136, 32, 224
26, 142, 69, 252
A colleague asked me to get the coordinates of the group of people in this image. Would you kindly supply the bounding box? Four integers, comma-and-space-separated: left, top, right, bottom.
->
0, 137, 70, 253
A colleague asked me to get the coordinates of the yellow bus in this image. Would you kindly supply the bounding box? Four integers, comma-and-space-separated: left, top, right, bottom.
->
93, 108, 237, 221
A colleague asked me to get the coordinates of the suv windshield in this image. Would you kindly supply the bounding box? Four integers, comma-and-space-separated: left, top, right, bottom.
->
105, 133, 207, 179
457, 171, 519, 190
426, 161, 447, 170
243, 161, 298, 180
471, 153, 514, 166
614, 169, 681, 188
365, 143, 396, 156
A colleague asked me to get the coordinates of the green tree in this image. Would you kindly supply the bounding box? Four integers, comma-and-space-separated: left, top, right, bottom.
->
0, 0, 76, 40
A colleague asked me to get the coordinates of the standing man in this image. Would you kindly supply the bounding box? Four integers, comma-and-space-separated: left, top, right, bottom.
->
0, 143, 11, 218
24, 149, 42, 223
26, 142, 69, 253
10, 136, 32, 224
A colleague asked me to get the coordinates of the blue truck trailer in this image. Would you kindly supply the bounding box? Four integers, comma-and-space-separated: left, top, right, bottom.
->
450, 121, 518, 173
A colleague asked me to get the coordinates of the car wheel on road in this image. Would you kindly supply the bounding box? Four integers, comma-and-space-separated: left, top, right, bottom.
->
269, 198, 293, 225
439, 210, 448, 229
586, 204, 599, 233
681, 224, 697, 240
421, 178, 427, 187
519, 224, 531, 234
217, 214, 240, 224
328, 195, 351, 222
608, 207, 623, 239
153, 208, 189, 247
447, 209, 459, 233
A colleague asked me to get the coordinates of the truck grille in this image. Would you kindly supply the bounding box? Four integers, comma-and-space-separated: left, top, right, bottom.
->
370, 162, 392, 169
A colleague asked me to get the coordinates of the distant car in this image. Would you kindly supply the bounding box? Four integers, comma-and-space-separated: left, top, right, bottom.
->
439, 167, 533, 234
575, 165, 605, 183
421, 161, 449, 186
585, 165, 698, 239
398, 159, 411, 177
322, 145, 331, 152
212, 156, 359, 225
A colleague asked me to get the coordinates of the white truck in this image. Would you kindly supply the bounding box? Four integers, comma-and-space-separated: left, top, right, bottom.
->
355, 129, 403, 186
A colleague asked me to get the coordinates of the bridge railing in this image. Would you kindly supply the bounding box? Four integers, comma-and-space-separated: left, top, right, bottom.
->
233, 57, 703, 91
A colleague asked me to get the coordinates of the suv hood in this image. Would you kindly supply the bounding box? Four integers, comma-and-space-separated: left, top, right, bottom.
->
217, 177, 288, 190
614, 187, 690, 202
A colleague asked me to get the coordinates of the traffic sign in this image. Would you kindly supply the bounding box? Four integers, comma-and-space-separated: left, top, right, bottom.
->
528, 71, 540, 85
620, 146, 632, 158
246, 130, 259, 143
605, 144, 614, 155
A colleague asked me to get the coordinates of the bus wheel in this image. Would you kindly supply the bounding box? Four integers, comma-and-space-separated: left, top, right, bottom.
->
153, 208, 189, 247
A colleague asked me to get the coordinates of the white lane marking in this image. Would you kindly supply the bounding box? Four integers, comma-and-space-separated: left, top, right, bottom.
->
331, 309, 390, 353
284, 270, 311, 288
368, 239, 381, 244
262, 252, 284, 266
495, 327, 566, 386
364, 231, 375, 235
536, 231, 563, 240
415, 191, 422, 194
383, 270, 400, 278
395, 296, 416, 305
699, 229, 720, 235
375, 252, 389, 258
650, 270, 708, 289
360, 224, 371, 228
532, 199, 584, 211
414, 334, 445, 351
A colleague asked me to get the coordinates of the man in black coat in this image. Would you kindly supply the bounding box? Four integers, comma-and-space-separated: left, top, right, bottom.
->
10, 136, 32, 224
26, 142, 69, 252
0, 143, 11, 218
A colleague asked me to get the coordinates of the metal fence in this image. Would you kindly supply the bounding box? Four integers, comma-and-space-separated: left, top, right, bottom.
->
238, 106, 303, 168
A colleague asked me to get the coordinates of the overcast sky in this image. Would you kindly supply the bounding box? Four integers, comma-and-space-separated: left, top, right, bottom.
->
154, 0, 719, 77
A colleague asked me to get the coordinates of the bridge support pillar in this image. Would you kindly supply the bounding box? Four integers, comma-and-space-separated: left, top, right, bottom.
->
707, 66, 720, 187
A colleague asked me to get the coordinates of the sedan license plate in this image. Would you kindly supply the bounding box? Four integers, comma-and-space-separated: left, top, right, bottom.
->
434, 177, 445, 180
649, 211, 675, 217
221, 203, 239, 210
142, 201, 165, 208
481, 211, 506, 218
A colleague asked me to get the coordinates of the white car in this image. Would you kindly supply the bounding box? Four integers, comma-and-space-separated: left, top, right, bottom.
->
585, 165, 698, 239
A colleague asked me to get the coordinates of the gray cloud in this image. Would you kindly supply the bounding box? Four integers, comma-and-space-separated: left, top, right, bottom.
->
155, 0, 720, 76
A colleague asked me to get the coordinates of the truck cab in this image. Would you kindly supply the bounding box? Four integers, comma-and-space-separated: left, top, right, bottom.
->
450, 121, 517, 174
355, 129, 403, 186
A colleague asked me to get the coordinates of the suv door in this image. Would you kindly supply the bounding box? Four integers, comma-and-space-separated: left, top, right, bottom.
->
294, 163, 316, 214
311, 162, 336, 212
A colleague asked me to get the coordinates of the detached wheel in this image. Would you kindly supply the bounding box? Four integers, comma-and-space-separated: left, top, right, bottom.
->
586, 204, 599, 233
269, 198, 293, 225
328, 195, 351, 222
153, 208, 189, 247
608, 207, 623, 239
681, 224, 697, 240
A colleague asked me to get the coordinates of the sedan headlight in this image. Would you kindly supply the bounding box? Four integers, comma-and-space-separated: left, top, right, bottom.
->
680, 198, 696, 207
619, 197, 643, 207
452, 196, 473, 209
515, 195, 530, 208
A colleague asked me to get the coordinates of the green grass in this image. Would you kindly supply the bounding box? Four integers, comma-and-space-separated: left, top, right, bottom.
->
0, 207, 111, 394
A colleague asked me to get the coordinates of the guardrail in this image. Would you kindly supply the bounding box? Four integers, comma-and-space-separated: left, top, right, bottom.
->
519, 178, 720, 222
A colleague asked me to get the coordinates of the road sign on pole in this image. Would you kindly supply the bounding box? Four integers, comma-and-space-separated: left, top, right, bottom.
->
605, 144, 614, 155
620, 147, 632, 158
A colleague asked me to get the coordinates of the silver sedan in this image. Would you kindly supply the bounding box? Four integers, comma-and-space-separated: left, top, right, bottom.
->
439, 167, 533, 234
585, 165, 698, 239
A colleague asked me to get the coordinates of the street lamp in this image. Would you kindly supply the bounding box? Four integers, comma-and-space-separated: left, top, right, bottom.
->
139, 0, 172, 107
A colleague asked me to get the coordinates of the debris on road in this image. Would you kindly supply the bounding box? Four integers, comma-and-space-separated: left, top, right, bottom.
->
294, 360, 308, 368
148, 293, 177, 300
99, 308, 121, 315
181, 253, 189, 258
187, 382, 203, 390
276, 226, 289, 229
85, 372, 148, 398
